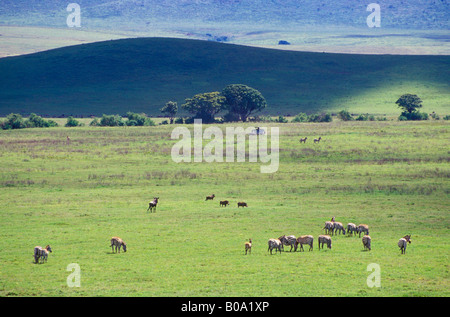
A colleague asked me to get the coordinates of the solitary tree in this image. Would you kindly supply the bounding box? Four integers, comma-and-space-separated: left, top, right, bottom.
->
181, 92, 225, 123
221, 84, 267, 122
160, 101, 178, 124
396, 94, 423, 114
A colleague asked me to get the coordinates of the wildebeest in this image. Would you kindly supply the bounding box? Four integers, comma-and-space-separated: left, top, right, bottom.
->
33, 245, 52, 264
362, 235, 372, 251
295, 235, 314, 252
220, 200, 229, 207
398, 234, 411, 254
267, 238, 282, 254
147, 197, 159, 212
111, 237, 127, 253
299, 137, 307, 143
279, 235, 297, 252
205, 194, 215, 201
237, 202, 248, 208
357, 224, 369, 237
314, 137, 322, 143
318, 235, 332, 250
245, 239, 252, 255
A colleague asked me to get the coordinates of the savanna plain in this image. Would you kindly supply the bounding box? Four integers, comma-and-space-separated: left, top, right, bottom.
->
0, 120, 448, 296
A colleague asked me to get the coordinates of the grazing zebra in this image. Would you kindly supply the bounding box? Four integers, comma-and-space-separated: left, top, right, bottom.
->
237, 202, 248, 208
299, 137, 307, 143
295, 235, 314, 252
347, 223, 357, 236
323, 221, 334, 235
34, 245, 52, 263
357, 224, 370, 238
318, 235, 332, 250
279, 235, 297, 252
205, 194, 215, 201
111, 237, 127, 253
267, 239, 282, 255
398, 235, 411, 254
332, 222, 346, 235
220, 200, 229, 207
245, 239, 252, 255
314, 137, 322, 144
147, 197, 159, 212
362, 235, 372, 251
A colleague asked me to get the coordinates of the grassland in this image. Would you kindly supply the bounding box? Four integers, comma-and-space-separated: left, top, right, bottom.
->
0, 120, 448, 297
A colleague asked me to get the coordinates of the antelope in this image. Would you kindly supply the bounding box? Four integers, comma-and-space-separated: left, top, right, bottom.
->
237, 202, 248, 208
398, 235, 412, 254
362, 235, 372, 251
318, 235, 332, 250
147, 197, 159, 212
33, 245, 52, 264
111, 237, 127, 253
295, 235, 314, 252
268, 239, 282, 254
245, 239, 252, 255
205, 194, 215, 201
220, 200, 229, 207
299, 137, 307, 143
314, 137, 322, 143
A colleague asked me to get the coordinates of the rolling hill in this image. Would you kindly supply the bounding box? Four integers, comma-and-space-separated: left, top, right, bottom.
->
0, 37, 449, 117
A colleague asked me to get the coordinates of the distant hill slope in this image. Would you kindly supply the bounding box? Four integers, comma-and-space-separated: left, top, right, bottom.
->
1, 0, 448, 30
0, 37, 448, 117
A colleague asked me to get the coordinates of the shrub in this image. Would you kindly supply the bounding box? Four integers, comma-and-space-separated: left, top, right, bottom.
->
276, 115, 288, 123
292, 112, 308, 123
65, 116, 80, 127
1, 113, 26, 129
337, 110, 353, 121
174, 117, 184, 124
100, 114, 125, 126
308, 112, 332, 122
398, 111, 428, 121
443, 115, 450, 120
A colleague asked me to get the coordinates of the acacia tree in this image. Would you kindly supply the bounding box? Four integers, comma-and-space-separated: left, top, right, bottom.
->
221, 84, 267, 122
160, 101, 178, 124
396, 94, 423, 114
181, 92, 225, 123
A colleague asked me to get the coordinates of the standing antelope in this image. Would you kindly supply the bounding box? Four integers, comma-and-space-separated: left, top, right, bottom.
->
147, 197, 159, 212
398, 235, 411, 254
314, 137, 322, 143
279, 235, 297, 252
205, 194, 215, 201
237, 202, 248, 208
299, 137, 307, 143
111, 237, 127, 253
33, 245, 52, 263
245, 239, 252, 255
268, 238, 282, 254
220, 200, 229, 207
362, 235, 372, 251
357, 224, 369, 237
295, 235, 314, 252
318, 235, 332, 250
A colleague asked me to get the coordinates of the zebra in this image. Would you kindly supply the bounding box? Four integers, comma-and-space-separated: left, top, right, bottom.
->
347, 223, 357, 236
332, 222, 346, 235
398, 235, 411, 254
357, 224, 370, 238
295, 235, 314, 252
323, 221, 334, 235
362, 235, 372, 251
34, 245, 52, 263
111, 237, 127, 253
244, 239, 252, 255
279, 235, 297, 252
267, 239, 282, 255
147, 197, 159, 212
318, 235, 332, 250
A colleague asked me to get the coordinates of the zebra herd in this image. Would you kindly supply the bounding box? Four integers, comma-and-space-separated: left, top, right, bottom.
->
259, 218, 412, 255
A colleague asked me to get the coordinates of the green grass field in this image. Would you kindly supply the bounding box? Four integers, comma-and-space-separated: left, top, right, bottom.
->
0, 120, 449, 297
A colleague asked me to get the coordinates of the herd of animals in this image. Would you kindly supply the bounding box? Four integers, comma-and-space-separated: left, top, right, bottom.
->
32, 195, 413, 264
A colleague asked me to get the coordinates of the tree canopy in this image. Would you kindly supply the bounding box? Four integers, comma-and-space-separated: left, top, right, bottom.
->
221, 84, 267, 122
396, 94, 423, 114
181, 92, 225, 123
